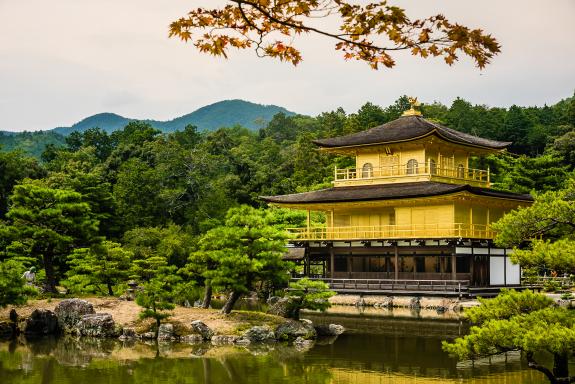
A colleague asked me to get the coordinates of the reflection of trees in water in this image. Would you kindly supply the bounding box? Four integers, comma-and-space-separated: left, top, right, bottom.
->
0, 338, 333, 384
0, 335, 545, 384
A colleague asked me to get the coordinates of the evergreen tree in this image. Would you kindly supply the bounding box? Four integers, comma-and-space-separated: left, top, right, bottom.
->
64, 241, 132, 296
285, 278, 336, 320
198, 206, 291, 314
136, 266, 181, 339
443, 290, 574, 384
0, 259, 34, 307
5, 181, 99, 292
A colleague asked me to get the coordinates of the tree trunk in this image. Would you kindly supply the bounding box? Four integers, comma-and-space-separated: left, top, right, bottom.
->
43, 253, 57, 294
553, 353, 569, 381
526, 351, 559, 384
221, 291, 242, 314
154, 317, 161, 340
107, 282, 114, 296
201, 282, 212, 309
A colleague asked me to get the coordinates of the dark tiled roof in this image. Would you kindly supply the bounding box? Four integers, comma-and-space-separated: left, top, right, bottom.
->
313, 115, 511, 150
261, 182, 533, 204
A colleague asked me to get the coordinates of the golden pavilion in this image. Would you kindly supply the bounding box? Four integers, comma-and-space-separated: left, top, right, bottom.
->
261, 100, 533, 296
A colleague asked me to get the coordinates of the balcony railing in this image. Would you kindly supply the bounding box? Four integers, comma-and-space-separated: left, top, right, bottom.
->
286, 223, 495, 241
334, 163, 490, 187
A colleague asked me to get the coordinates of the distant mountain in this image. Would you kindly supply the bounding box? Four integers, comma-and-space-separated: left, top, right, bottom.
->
53, 113, 131, 136
52, 100, 296, 136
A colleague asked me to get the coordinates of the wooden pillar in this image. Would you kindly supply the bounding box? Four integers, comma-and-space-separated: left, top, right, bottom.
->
306, 209, 311, 234
394, 246, 399, 280
329, 247, 335, 278
486, 208, 490, 237
469, 206, 473, 237
346, 254, 352, 278
451, 252, 457, 281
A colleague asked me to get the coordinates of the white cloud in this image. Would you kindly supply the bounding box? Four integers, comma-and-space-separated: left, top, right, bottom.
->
0, 0, 574, 131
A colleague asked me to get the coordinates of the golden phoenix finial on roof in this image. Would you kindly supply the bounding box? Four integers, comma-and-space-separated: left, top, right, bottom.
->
402, 96, 422, 116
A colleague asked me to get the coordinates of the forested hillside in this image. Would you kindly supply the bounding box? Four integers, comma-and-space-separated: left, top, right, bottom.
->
0, 100, 295, 157
0, 93, 573, 296
51, 99, 295, 135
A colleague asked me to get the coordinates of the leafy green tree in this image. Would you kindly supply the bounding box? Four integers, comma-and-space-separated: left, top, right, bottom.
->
65, 127, 115, 161
510, 239, 575, 274
493, 178, 575, 247
5, 180, 99, 292
198, 206, 291, 314
0, 150, 45, 218
502, 105, 533, 153
286, 278, 336, 320
443, 290, 574, 384
44, 147, 120, 238
123, 225, 195, 269
136, 266, 181, 339
64, 241, 132, 296
0, 259, 34, 307
550, 129, 575, 168
496, 154, 569, 194
182, 248, 215, 309
493, 178, 575, 277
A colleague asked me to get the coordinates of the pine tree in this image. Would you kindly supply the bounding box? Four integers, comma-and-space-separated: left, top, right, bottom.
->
6, 181, 98, 293
64, 241, 132, 296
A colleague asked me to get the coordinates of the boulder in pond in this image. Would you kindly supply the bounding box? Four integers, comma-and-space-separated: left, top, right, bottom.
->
409, 296, 421, 310
266, 296, 281, 306
22, 309, 59, 336
55, 299, 95, 331
275, 320, 316, 341
158, 323, 175, 341
181, 334, 204, 344
241, 325, 275, 343
314, 324, 345, 337
266, 296, 299, 318
119, 327, 137, 341
373, 297, 393, 308
293, 336, 315, 351
191, 320, 213, 341
75, 313, 119, 338
211, 335, 239, 345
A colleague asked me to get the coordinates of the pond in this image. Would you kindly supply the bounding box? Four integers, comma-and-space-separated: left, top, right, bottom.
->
0, 306, 549, 384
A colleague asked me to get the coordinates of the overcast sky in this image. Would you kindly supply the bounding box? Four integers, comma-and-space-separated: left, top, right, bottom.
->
0, 0, 574, 132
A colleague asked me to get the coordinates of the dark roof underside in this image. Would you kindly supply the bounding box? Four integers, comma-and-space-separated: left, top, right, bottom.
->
313, 115, 511, 149
261, 182, 532, 205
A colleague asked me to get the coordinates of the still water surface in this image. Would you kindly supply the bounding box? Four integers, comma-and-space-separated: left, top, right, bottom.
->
0, 307, 548, 384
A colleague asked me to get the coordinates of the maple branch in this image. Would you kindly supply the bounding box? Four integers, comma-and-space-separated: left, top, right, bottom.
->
230, 0, 410, 51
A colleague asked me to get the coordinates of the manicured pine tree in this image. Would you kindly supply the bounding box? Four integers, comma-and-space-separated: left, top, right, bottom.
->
64, 241, 132, 296
197, 205, 291, 314
6, 180, 98, 293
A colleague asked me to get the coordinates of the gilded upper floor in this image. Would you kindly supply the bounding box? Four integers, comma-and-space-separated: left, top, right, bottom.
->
314, 110, 510, 188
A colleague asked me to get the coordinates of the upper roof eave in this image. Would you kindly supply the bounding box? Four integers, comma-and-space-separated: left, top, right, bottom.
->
312, 116, 511, 151
260, 182, 533, 206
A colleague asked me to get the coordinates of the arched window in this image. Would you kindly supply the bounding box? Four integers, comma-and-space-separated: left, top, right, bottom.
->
429, 159, 437, 175
457, 164, 465, 179
362, 162, 373, 178
406, 159, 418, 175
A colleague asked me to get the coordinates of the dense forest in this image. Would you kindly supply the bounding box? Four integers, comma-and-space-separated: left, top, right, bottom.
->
0, 93, 574, 299
0, 100, 295, 158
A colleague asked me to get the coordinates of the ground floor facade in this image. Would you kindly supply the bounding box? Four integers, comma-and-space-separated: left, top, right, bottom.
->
288, 239, 520, 296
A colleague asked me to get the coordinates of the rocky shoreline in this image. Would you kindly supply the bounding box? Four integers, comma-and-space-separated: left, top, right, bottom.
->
0, 299, 345, 351
328, 294, 472, 312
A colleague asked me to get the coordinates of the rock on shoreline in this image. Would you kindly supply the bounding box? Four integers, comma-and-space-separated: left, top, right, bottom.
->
2, 298, 345, 350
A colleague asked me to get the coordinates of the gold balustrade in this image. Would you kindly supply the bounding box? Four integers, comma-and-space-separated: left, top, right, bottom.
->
334, 164, 490, 187
286, 223, 495, 241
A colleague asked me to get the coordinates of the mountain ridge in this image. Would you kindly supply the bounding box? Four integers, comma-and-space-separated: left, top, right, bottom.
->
50, 99, 296, 136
